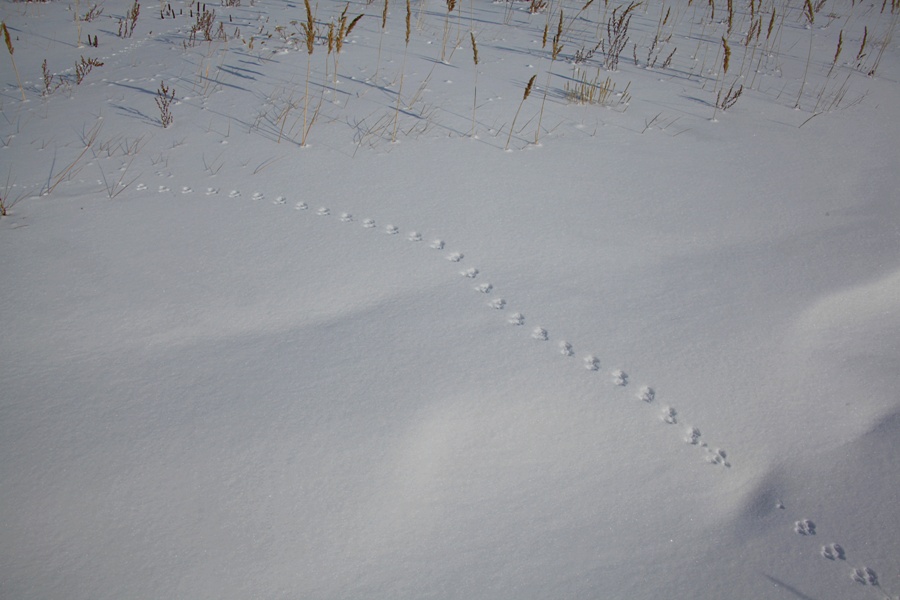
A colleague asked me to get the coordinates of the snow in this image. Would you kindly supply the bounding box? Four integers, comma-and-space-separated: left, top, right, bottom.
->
1, 0, 899, 598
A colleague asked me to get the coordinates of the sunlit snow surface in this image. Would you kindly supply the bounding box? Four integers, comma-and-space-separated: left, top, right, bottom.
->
1, 0, 898, 598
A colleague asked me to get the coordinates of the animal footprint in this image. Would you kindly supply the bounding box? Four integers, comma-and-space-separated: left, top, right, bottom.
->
205, 187, 219, 196
661, 406, 677, 424
794, 519, 816, 536
295, 202, 308, 210
637, 386, 655, 403
706, 448, 729, 467
273, 196, 286, 205
363, 218, 376, 228
685, 427, 701, 445
431, 239, 445, 250
584, 355, 600, 371
340, 212, 353, 222
532, 327, 548, 341
136, 183, 147, 191
489, 298, 506, 309
181, 186, 193, 194
228, 189, 241, 198
158, 185, 170, 193
385, 224, 399, 234
508, 312, 525, 325
447, 252, 464, 262
559, 341, 574, 356
850, 567, 878, 586
317, 207, 330, 216
462, 267, 479, 278
408, 231, 422, 241
821, 543, 845, 560
475, 283, 493, 293
612, 369, 628, 386
252, 192, 265, 201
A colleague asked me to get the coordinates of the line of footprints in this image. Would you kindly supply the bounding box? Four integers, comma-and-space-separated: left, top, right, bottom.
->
792, 517, 890, 595
146, 185, 728, 467
141, 183, 892, 598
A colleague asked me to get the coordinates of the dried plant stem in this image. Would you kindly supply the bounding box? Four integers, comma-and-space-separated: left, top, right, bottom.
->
536, 11, 563, 145
470, 32, 479, 137
2, 23, 26, 101
505, 74, 536, 151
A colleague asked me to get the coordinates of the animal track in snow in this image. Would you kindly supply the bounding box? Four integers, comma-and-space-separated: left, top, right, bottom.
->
661, 406, 677, 424
850, 567, 878, 586
181, 186, 193, 194
206, 187, 220, 196
204, 185, 728, 471
158, 185, 170, 193
136, 183, 147, 191
821, 543, 845, 560
272, 196, 286, 205
705, 447, 729, 467
794, 519, 816, 536
252, 192, 265, 201
685, 427, 702, 445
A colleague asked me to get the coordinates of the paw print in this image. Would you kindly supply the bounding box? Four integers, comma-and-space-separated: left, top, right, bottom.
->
820, 543, 845, 560
794, 519, 816, 536
851, 567, 877, 586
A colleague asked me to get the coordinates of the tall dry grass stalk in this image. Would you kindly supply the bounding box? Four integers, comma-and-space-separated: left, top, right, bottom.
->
300, 0, 318, 146
505, 74, 536, 151
392, 0, 411, 142
470, 32, 479, 136
2, 22, 26, 101
535, 10, 563, 145
333, 6, 363, 84
375, 0, 388, 80
442, 0, 457, 62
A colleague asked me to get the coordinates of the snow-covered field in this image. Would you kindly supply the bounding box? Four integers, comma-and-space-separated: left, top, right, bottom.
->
1, 0, 898, 597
